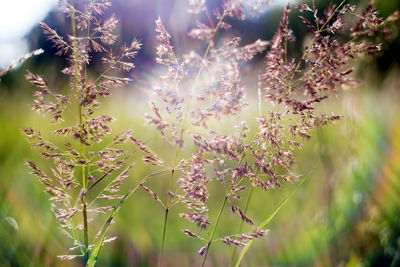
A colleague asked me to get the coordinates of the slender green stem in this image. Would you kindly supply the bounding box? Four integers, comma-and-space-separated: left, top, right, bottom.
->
230, 187, 254, 266
158, 160, 177, 266
201, 195, 228, 267
82, 197, 89, 261
70, 0, 89, 261
158, 208, 169, 267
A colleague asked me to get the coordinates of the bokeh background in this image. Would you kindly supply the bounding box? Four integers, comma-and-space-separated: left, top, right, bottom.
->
1, 0, 400, 266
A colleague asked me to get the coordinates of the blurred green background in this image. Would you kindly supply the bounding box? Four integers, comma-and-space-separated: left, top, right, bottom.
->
1, 0, 400, 266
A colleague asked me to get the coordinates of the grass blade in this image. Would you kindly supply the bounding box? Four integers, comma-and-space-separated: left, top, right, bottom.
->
234, 174, 310, 267
86, 168, 169, 267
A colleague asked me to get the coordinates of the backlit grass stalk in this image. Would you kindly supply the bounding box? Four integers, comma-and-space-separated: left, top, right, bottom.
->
25, 0, 143, 264
201, 195, 228, 267
70, 0, 89, 260
158, 167, 175, 267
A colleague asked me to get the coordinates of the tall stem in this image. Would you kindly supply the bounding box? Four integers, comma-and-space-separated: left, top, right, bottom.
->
201, 195, 228, 267
158, 208, 169, 267
158, 167, 175, 267
70, 0, 89, 261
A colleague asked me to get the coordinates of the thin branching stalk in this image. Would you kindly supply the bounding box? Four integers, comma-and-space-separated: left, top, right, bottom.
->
288, 0, 347, 87
201, 195, 228, 267
0, 49, 43, 77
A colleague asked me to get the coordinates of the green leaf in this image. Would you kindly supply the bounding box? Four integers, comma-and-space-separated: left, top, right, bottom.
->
234, 174, 310, 267
5, 216, 19, 231
86, 169, 169, 267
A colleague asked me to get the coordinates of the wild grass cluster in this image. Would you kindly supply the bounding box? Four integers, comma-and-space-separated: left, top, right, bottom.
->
22, 0, 399, 266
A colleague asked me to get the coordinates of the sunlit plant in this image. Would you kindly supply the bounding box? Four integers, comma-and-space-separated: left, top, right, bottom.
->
23, 0, 397, 266
24, 0, 149, 263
